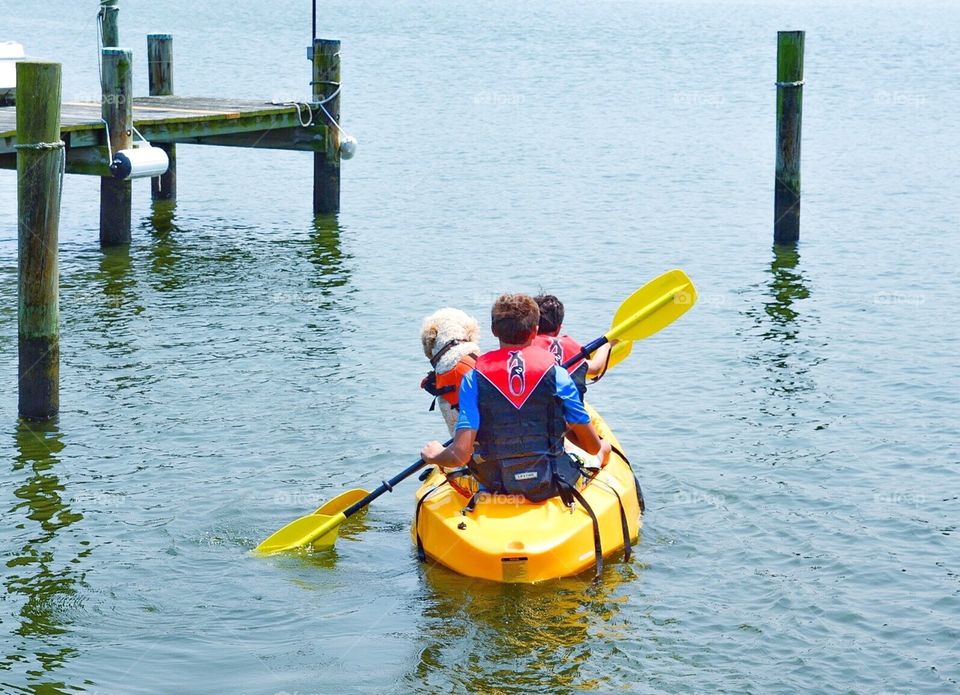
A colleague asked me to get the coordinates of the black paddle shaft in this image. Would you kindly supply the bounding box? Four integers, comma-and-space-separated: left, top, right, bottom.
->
342, 438, 454, 519
563, 336, 608, 370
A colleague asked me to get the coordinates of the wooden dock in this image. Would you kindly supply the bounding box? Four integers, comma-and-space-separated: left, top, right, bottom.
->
0, 96, 330, 176
9, 0, 348, 420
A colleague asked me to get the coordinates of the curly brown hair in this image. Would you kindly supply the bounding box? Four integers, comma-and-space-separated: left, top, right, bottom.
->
491, 294, 539, 345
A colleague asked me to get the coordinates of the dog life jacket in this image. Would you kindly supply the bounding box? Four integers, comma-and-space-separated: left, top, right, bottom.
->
471, 345, 580, 502
533, 333, 588, 399
421, 339, 478, 409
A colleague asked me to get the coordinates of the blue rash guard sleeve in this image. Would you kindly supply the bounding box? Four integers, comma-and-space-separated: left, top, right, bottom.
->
554, 366, 591, 424
455, 370, 480, 431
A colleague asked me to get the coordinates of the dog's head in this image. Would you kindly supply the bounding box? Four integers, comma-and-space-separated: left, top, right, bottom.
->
420, 308, 481, 360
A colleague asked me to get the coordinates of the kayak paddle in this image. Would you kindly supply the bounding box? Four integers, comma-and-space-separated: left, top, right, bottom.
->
254, 445, 448, 555
568, 268, 696, 369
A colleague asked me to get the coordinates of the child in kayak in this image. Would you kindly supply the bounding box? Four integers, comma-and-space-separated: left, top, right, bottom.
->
533, 294, 614, 400
420, 293, 610, 501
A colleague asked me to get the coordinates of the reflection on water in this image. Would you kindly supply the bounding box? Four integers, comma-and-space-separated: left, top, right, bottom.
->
740, 245, 819, 401
308, 215, 351, 302
409, 564, 635, 692
1, 422, 87, 692
96, 245, 143, 329
762, 245, 809, 342
144, 200, 184, 293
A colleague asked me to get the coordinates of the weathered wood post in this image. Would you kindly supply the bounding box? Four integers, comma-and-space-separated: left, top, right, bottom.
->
100, 47, 133, 247
16, 61, 63, 420
147, 33, 176, 200
774, 30, 804, 245
99, 0, 120, 46
312, 39, 341, 214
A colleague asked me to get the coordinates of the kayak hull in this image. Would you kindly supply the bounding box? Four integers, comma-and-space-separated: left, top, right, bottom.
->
412, 404, 642, 583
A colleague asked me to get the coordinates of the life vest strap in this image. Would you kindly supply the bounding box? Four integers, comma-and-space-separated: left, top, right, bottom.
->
429, 338, 464, 368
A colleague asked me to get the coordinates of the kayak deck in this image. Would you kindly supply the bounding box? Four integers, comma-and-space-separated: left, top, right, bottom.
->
412, 404, 642, 583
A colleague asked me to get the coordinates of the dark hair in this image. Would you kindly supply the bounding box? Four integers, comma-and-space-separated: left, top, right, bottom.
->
534, 294, 564, 335
491, 294, 540, 345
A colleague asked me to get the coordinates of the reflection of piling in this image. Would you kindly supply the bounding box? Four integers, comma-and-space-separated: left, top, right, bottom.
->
148, 34, 176, 200
774, 30, 804, 245
312, 39, 341, 214
16, 61, 63, 420
100, 48, 134, 246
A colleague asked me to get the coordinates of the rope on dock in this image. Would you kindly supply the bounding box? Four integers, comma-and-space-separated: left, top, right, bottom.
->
309, 81, 341, 105
269, 101, 315, 127
775, 80, 805, 88
305, 82, 350, 135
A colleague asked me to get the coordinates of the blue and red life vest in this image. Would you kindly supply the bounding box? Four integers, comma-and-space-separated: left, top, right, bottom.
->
472, 345, 578, 502
533, 333, 588, 399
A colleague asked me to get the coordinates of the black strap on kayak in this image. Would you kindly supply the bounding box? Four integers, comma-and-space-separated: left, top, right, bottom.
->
591, 476, 632, 563
573, 460, 632, 564
610, 443, 645, 513
560, 480, 603, 580
461, 491, 481, 515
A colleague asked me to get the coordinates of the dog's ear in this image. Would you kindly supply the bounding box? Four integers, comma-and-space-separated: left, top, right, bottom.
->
421, 316, 439, 359
464, 314, 481, 344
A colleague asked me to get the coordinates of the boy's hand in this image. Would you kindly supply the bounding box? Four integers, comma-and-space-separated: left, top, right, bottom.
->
420, 440, 445, 464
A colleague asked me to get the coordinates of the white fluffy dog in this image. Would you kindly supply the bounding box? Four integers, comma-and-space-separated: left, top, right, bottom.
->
420, 308, 482, 435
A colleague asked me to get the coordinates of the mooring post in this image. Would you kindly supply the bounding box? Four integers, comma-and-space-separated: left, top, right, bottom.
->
100, 47, 133, 247
774, 30, 804, 245
312, 39, 341, 214
99, 0, 120, 47
16, 61, 63, 420
147, 33, 176, 200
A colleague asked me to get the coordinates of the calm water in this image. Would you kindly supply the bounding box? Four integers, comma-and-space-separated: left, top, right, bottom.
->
1, 0, 958, 692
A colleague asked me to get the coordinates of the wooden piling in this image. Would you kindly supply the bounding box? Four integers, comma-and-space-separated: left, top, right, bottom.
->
99, 0, 120, 47
148, 33, 176, 200
100, 47, 133, 247
17, 61, 63, 420
312, 39, 341, 215
774, 30, 804, 245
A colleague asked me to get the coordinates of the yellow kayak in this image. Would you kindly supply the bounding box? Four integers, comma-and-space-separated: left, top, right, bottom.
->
412, 403, 643, 583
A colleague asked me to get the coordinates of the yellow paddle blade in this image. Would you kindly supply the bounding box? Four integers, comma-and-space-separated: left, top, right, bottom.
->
607, 269, 696, 343
254, 511, 347, 555
312, 488, 370, 516
605, 339, 634, 371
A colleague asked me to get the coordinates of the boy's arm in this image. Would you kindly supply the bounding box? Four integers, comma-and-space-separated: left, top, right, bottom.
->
555, 367, 610, 463
421, 370, 479, 470
421, 428, 476, 469
585, 340, 615, 376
